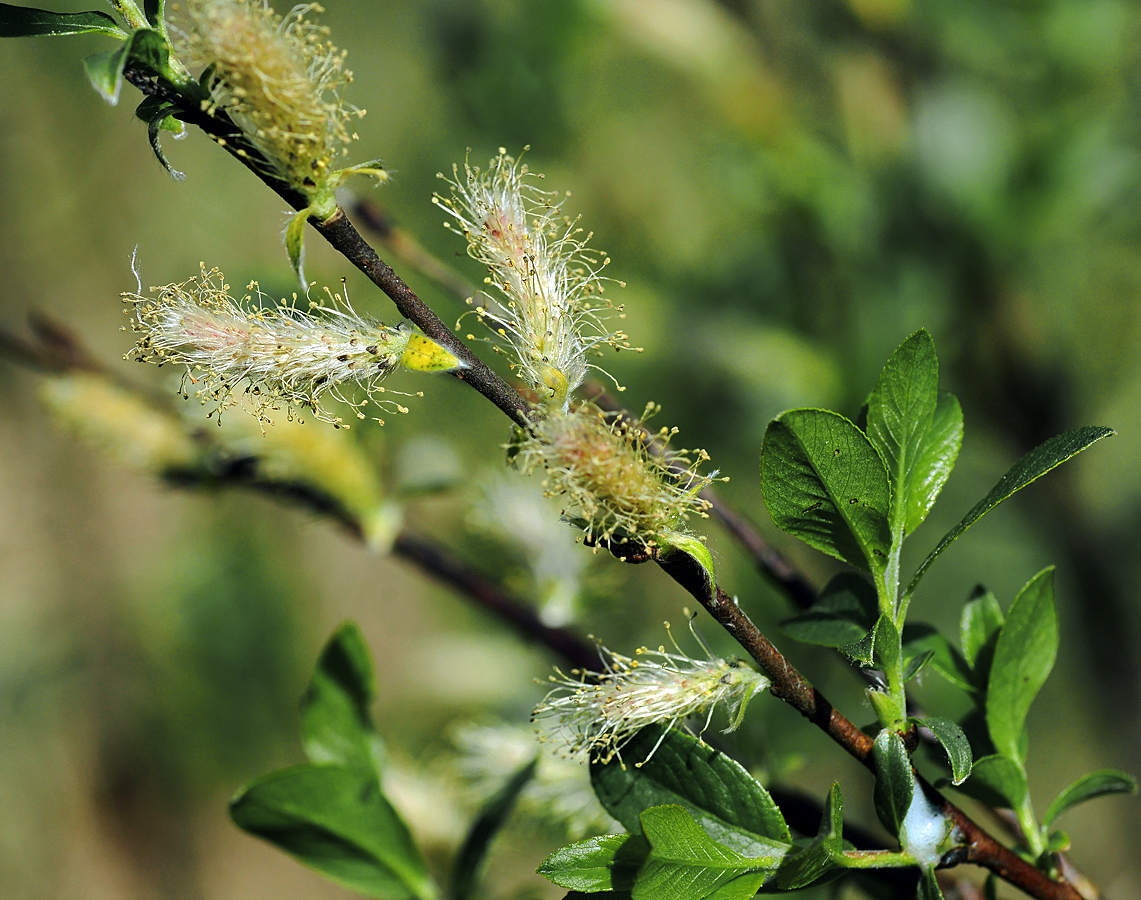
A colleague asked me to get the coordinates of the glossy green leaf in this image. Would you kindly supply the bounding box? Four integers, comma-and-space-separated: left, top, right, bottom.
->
872, 730, 913, 836
1043, 770, 1138, 828
915, 717, 972, 785
591, 728, 791, 854
964, 754, 1027, 808
865, 330, 938, 535
775, 783, 845, 890
780, 571, 877, 648
902, 625, 974, 692
907, 427, 1114, 594
634, 805, 777, 900
761, 408, 891, 575
230, 764, 437, 900
906, 392, 963, 535
301, 621, 385, 777
453, 758, 537, 900
986, 568, 1057, 766
123, 26, 171, 75
287, 207, 309, 287
0, 3, 124, 37
960, 586, 1003, 673
539, 834, 648, 893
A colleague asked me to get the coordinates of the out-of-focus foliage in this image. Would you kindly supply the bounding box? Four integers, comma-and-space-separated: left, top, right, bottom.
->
1, 0, 1140, 897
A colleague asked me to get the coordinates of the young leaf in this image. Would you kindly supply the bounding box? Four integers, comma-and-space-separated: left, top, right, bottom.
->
301, 621, 385, 777
286, 207, 309, 287
780, 571, 877, 648
1042, 770, 1138, 828
907, 427, 1114, 594
901, 625, 974, 692
918, 868, 946, 900
864, 329, 938, 535
0, 3, 125, 38
906, 392, 963, 535
635, 805, 778, 900
775, 783, 845, 890
453, 758, 538, 900
986, 568, 1058, 766
963, 754, 1027, 809
144, 0, 166, 28
761, 408, 891, 575
657, 531, 717, 594
959, 586, 1003, 672
230, 764, 438, 900
915, 717, 972, 785
872, 613, 902, 675
872, 730, 913, 836
142, 102, 186, 180
539, 834, 649, 893
590, 728, 791, 854
83, 45, 128, 104
902, 649, 935, 682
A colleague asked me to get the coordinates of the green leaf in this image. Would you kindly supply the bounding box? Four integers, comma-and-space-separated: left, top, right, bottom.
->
591, 728, 791, 854
1043, 770, 1138, 828
761, 408, 891, 575
872, 613, 901, 674
915, 718, 972, 785
634, 806, 777, 900
140, 100, 186, 180
453, 758, 538, 900
539, 834, 649, 893
906, 392, 963, 535
907, 427, 1115, 594
0, 4, 125, 37
986, 568, 1058, 766
286, 207, 309, 287
865, 330, 939, 535
901, 625, 974, 692
781, 571, 878, 648
775, 783, 845, 890
82, 27, 172, 106
964, 754, 1027, 808
902, 649, 935, 682
918, 868, 945, 900
562, 894, 631, 900
301, 621, 385, 777
872, 730, 913, 836
657, 531, 717, 593
83, 45, 128, 104
143, 0, 165, 28
960, 586, 1004, 673
230, 764, 437, 900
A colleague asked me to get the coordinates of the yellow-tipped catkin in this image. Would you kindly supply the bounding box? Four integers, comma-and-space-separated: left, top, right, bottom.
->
532, 628, 770, 767
178, 0, 367, 215
513, 403, 715, 547
124, 265, 451, 427
435, 149, 633, 408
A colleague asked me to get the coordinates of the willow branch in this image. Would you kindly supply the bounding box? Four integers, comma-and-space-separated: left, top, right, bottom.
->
119, 67, 1087, 900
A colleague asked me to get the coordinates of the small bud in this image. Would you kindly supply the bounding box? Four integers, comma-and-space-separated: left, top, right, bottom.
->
532, 626, 770, 767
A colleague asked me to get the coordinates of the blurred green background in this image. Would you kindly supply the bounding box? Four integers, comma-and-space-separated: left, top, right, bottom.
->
1, 0, 1140, 897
